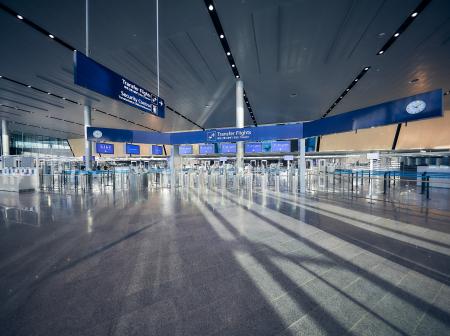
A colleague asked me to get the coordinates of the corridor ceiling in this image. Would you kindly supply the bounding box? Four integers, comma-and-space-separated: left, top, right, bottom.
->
0, 0, 449, 139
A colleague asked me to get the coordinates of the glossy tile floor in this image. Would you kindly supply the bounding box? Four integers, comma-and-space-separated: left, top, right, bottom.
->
0, 187, 449, 336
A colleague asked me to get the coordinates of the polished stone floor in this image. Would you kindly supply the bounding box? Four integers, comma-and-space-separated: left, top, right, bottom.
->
0, 187, 449, 336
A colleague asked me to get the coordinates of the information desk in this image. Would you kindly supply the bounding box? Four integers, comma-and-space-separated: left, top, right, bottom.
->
0, 170, 38, 192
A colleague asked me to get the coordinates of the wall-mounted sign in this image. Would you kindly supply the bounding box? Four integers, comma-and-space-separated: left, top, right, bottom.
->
271, 141, 291, 153
74, 51, 164, 118
96, 143, 114, 154
125, 143, 140, 155
219, 143, 237, 154
152, 145, 163, 155
179, 145, 193, 155
283, 155, 294, 161
199, 144, 215, 155
245, 142, 262, 153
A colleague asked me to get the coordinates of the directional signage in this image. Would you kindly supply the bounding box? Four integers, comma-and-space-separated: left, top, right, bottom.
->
74, 51, 164, 118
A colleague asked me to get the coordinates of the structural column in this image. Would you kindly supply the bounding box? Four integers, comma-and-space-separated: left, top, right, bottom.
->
298, 138, 306, 193
236, 79, 244, 172
1, 120, 9, 156
169, 145, 181, 188
84, 106, 92, 170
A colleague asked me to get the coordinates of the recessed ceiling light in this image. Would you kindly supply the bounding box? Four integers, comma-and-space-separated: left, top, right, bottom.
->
364, 67, 369, 71
62, 97, 66, 100
49, 34, 54, 39
27, 85, 31, 88
236, 75, 239, 78
219, 34, 224, 39
47, 92, 51, 94
340, 96, 343, 99
378, 50, 384, 55
226, 52, 231, 56
411, 12, 418, 18
394, 32, 400, 37
0, 75, 2, 78
346, 88, 350, 91
354, 78, 358, 82
208, 4, 214, 11
377, 32, 386, 38
17, 14, 23, 20
231, 64, 235, 67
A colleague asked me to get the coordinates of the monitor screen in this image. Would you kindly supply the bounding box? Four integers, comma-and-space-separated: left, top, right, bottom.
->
125, 144, 140, 155
96, 143, 114, 154
271, 141, 291, 152
219, 143, 236, 154
305, 137, 317, 152
245, 142, 262, 153
199, 144, 215, 155
179, 145, 193, 155
152, 145, 163, 155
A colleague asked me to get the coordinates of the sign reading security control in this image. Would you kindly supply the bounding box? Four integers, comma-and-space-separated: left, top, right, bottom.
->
74, 51, 164, 118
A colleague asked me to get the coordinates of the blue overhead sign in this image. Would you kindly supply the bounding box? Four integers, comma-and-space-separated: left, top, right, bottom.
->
96, 143, 114, 154
87, 89, 443, 145
74, 51, 165, 118
303, 89, 443, 137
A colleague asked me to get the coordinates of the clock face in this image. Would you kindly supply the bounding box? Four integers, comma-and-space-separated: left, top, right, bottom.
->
406, 100, 426, 114
93, 130, 103, 138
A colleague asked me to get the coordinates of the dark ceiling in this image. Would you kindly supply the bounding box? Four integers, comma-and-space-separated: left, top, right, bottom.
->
0, 0, 449, 139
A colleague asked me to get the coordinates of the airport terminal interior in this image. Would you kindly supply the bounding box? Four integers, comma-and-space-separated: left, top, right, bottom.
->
1, 0, 450, 335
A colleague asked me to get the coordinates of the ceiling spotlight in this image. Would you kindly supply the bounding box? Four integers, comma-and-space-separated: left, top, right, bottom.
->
47, 92, 51, 94
364, 67, 369, 71
62, 97, 66, 100
208, 4, 214, 11
346, 88, 350, 91
27, 85, 31, 88
340, 96, 343, 99
49, 34, 54, 39
236, 75, 239, 78
354, 78, 358, 82
17, 14, 23, 20
219, 34, 224, 39
378, 50, 384, 55
394, 32, 400, 37
0, 75, 2, 78
411, 12, 418, 18
226, 52, 231, 56
231, 64, 235, 67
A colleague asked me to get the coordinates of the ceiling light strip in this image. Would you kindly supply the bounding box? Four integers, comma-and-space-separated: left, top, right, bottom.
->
321, 67, 371, 119
204, 0, 257, 126
376, 0, 431, 56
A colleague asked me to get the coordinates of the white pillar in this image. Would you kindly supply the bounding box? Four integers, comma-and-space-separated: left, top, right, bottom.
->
236, 80, 244, 172
170, 145, 181, 189
84, 106, 92, 170
2, 120, 9, 156
298, 138, 306, 193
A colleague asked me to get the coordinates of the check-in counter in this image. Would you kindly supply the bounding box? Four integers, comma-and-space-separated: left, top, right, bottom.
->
417, 166, 450, 189
0, 169, 38, 192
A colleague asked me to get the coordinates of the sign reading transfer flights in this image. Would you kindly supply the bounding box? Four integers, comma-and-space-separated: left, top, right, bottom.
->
74, 51, 165, 118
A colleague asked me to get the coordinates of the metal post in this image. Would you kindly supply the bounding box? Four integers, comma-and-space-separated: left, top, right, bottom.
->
236, 80, 244, 172
299, 138, 306, 193
84, 0, 92, 172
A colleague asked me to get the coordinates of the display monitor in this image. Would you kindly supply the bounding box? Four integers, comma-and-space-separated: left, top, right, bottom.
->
262, 141, 272, 152
179, 145, 193, 155
219, 143, 236, 154
271, 141, 291, 152
305, 137, 317, 152
125, 144, 140, 155
152, 145, 163, 155
96, 143, 114, 154
245, 142, 262, 153
199, 144, 215, 155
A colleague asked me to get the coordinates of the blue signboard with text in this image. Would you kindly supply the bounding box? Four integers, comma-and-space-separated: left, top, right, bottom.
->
219, 143, 237, 154
74, 51, 164, 118
245, 142, 263, 153
271, 141, 291, 152
179, 145, 193, 155
152, 145, 163, 155
96, 143, 114, 154
199, 144, 215, 155
125, 144, 140, 155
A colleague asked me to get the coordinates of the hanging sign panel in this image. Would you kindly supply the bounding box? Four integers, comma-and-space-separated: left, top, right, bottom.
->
303, 89, 443, 138
74, 51, 165, 118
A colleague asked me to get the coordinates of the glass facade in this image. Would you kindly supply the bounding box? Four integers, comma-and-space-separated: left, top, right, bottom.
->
9, 132, 73, 157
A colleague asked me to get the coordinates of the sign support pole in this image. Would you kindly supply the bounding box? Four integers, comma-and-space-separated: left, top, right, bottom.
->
84, 0, 92, 171
298, 138, 306, 194
236, 79, 244, 172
